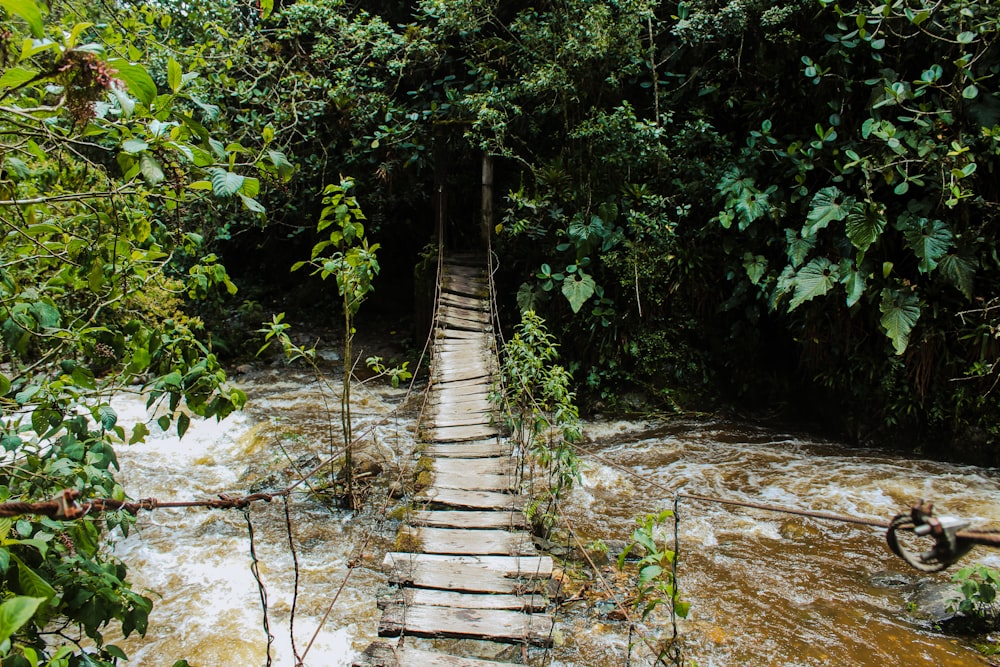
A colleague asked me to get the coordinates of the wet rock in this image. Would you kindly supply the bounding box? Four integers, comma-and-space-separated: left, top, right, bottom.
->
317, 349, 341, 362
909, 580, 962, 626
870, 570, 912, 588
908, 579, 1000, 633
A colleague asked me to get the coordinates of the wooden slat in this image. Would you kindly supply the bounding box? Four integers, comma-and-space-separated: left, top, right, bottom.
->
416, 487, 522, 510
410, 510, 527, 529
440, 292, 488, 309
356, 640, 515, 667
379, 588, 545, 612
398, 526, 535, 555
423, 425, 498, 442
421, 442, 510, 458
430, 473, 513, 492
379, 605, 553, 646
382, 553, 552, 593
432, 458, 513, 476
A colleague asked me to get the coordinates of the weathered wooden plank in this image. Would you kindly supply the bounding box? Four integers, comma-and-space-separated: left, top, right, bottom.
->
425, 403, 493, 418
398, 526, 536, 556
423, 425, 498, 442
356, 640, 515, 667
430, 472, 514, 492
431, 377, 492, 391
431, 458, 514, 476
425, 416, 496, 429
416, 487, 523, 510
437, 328, 489, 340
378, 588, 545, 612
379, 604, 553, 646
410, 510, 526, 529
434, 370, 491, 384
420, 442, 510, 458
440, 291, 488, 308
439, 314, 490, 329
382, 553, 552, 593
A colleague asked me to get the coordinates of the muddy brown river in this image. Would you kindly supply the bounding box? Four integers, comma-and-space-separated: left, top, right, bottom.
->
107, 367, 1000, 666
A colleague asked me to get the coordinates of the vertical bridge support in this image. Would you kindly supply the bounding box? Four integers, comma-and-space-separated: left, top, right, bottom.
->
357, 257, 554, 666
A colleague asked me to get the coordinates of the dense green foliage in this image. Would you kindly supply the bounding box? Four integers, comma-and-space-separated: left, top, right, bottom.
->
4, 0, 1000, 658
236, 0, 1000, 461
0, 0, 279, 661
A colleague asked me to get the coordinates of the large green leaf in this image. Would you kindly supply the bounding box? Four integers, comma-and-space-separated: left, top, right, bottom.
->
0, 596, 44, 646
845, 204, 885, 259
97, 404, 117, 431
743, 253, 767, 285
839, 261, 866, 307
561, 270, 596, 313
938, 253, 976, 300
880, 288, 921, 354
0, 0, 44, 37
139, 154, 164, 185
108, 60, 156, 105
784, 228, 815, 268
901, 216, 952, 274
803, 186, 855, 237
0, 66, 38, 89
209, 168, 244, 197
788, 257, 839, 311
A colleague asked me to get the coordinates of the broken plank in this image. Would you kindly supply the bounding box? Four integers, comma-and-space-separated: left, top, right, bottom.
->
378, 588, 545, 612
379, 604, 553, 646
410, 510, 526, 529
398, 526, 536, 556
416, 487, 523, 510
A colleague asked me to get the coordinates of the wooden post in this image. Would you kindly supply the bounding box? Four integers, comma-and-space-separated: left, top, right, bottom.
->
481, 154, 493, 251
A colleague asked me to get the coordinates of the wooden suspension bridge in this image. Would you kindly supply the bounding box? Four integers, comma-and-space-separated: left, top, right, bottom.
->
357, 255, 555, 666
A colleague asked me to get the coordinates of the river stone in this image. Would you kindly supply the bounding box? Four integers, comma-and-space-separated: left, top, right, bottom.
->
869, 570, 912, 588
908, 580, 964, 625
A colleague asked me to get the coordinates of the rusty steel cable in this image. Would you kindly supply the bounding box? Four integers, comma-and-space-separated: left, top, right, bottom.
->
571, 441, 1000, 571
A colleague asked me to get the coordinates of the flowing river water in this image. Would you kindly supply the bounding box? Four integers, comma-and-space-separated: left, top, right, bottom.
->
106, 366, 1000, 666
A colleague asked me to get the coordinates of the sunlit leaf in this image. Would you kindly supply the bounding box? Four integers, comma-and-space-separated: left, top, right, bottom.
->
166, 57, 181, 93
0, 66, 38, 89
0, 0, 44, 37
0, 596, 44, 646
108, 59, 156, 105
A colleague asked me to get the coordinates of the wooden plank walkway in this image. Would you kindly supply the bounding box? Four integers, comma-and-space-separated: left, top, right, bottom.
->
357, 258, 553, 667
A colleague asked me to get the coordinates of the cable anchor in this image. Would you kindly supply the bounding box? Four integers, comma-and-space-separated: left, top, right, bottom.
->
886, 500, 973, 572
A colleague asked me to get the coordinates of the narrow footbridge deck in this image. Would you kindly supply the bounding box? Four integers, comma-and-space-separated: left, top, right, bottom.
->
358, 257, 554, 666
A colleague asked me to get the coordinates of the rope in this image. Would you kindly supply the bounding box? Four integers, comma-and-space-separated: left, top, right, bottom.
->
244, 509, 274, 667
